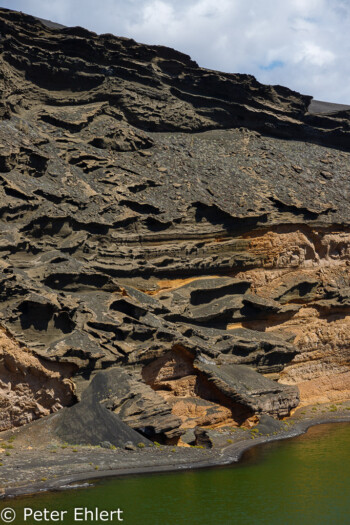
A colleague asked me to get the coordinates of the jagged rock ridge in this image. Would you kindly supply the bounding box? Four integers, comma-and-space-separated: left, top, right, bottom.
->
0, 8, 349, 444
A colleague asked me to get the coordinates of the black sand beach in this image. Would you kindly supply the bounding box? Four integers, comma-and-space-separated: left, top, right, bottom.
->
1, 402, 350, 500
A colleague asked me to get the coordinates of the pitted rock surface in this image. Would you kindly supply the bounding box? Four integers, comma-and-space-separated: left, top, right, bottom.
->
0, 8, 349, 443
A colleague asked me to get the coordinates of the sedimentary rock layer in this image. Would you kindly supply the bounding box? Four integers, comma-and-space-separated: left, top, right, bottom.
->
0, 328, 74, 431
0, 8, 349, 442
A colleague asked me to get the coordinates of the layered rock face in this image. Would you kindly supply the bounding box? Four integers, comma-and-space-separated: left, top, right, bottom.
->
0, 327, 74, 431
0, 8, 349, 442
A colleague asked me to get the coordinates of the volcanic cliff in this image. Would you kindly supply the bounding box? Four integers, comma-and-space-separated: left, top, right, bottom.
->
0, 8, 349, 445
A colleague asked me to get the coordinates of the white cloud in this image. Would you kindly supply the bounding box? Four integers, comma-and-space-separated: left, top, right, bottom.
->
1, 0, 349, 103
295, 42, 335, 67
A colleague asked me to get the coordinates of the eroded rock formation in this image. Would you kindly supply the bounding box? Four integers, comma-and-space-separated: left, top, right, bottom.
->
0, 8, 349, 443
0, 327, 74, 431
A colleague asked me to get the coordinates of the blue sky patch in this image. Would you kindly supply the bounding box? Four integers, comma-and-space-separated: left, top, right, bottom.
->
259, 60, 285, 71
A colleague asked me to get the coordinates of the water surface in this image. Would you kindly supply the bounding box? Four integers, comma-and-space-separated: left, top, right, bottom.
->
6, 423, 350, 525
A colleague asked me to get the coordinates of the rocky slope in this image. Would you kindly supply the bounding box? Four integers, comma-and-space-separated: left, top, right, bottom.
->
0, 8, 349, 444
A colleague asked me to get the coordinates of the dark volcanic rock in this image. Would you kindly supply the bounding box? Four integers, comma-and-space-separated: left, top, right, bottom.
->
0, 9, 349, 147
84, 367, 184, 441
52, 396, 150, 448
195, 362, 299, 418
0, 8, 349, 440
255, 414, 285, 434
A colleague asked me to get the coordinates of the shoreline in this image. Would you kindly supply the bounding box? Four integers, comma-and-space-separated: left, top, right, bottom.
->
2, 409, 350, 500
221, 414, 350, 462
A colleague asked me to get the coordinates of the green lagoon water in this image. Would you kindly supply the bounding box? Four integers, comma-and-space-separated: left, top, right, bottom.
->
5, 423, 350, 525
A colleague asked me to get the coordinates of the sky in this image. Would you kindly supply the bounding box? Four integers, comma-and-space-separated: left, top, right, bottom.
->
1, 0, 349, 103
